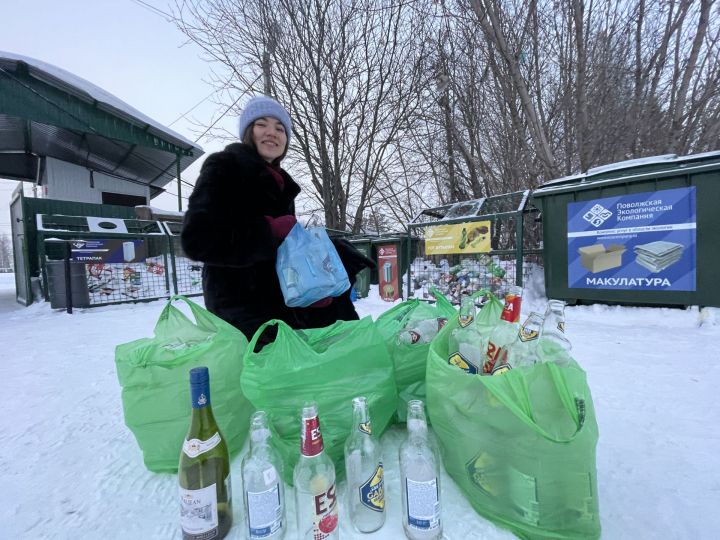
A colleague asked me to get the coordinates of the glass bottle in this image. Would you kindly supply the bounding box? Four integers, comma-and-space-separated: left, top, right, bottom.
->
178, 366, 233, 540
538, 300, 573, 365
344, 396, 385, 533
293, 402, 339, 540
505, 311, 544, 369
447, 296, 485, 374
399, 400, 442, 540
241, 411, 286, 540
483, 286, 523, 374
397, 318, 448, 345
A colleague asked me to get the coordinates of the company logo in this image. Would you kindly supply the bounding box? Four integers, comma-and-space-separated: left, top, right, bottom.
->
448, 352, 480, 375
358, 421, 372, 435
359, 463, 385, 512
491, 364, 511, 376
71, 241, 86, 249
458, 313, 474, 327
518, 327, 539, 342
582, 204, 613, 227
197, 393, 207, 406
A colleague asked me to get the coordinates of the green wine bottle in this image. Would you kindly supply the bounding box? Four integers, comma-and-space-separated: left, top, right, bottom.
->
178, 366, 233, 539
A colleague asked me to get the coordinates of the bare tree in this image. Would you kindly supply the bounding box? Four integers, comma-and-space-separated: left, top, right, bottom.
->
171, 0, 720, 231
172, 0, 433, 232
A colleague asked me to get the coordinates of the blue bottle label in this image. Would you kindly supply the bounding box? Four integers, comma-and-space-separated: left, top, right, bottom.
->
191, 380, 211, 409
359, 463, 385, 512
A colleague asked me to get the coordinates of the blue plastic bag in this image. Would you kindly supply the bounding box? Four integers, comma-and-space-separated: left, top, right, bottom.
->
276, 223, 350, 307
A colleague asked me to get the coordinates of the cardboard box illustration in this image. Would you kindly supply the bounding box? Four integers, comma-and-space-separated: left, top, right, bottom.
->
578, 243, 626, 273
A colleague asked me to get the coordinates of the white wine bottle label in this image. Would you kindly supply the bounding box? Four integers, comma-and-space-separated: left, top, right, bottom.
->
179, 483, 219, 537
405, 477, 440, 531
183, 432, 221, 458
247, 483, 283, 539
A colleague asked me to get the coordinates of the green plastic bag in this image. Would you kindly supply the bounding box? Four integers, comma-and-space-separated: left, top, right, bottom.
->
115, 296, 253, 472
240, 317, 397, 485
375, 289, 457, 420
426, 306, 601, 540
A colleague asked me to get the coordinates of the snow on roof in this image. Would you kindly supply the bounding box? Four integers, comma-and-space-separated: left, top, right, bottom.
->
0, 50, 201, 151
536, 172, 585, 187
535, 151, 720, 195
586, 153, 678, 176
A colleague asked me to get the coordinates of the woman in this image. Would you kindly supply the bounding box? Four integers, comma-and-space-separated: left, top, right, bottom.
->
181, 95, 372, 342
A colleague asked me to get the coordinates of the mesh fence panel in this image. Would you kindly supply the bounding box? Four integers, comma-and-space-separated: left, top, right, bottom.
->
406, 193, 543, 304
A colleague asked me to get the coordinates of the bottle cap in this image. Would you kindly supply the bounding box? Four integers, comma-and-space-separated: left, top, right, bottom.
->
189, 366, 209, 385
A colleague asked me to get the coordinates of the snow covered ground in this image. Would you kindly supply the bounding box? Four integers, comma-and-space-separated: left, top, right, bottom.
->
1, 271, 719, 539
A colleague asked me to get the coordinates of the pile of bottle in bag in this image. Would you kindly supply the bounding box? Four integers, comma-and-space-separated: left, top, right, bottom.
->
399, 286, 572, 375
179, 289, 575, 540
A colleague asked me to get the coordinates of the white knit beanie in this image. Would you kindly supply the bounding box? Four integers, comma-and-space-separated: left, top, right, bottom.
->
238, 95, 292, 143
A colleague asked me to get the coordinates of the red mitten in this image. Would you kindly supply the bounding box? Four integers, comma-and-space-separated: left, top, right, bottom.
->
309, 297, 333, 308
265, 215, 297, 240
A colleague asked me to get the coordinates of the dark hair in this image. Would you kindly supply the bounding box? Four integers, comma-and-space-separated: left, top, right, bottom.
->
242, 121, 287, 165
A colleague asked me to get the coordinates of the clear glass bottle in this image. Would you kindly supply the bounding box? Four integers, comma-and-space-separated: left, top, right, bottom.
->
483, 286, 523, 374
540, 300, 572, 351
293, 402, 339, 540
399, 400, 442, 540
178, 366, 233, 540
241, 411, 286, 540
344, 396, 385, 533
505, 311, 544, 369
398, 318, 448, 345
447, 296, 485, 374
538, 300, 573, 365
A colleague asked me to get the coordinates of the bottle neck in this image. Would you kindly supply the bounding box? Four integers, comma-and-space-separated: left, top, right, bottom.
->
188, 379, 218, 430
191, 378, 211, 410
300, 413, 324, 457
249, 428, 272, 450
407, 417, 428, 441
352, 400, 372, 436
406, 401, 428, 441
458, 299, 476, 326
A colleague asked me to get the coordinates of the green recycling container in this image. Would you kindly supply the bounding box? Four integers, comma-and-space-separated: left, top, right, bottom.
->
532, 151, 720, 307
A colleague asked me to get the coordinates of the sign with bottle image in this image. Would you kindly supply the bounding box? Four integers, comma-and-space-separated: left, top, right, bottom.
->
567, 187, 696, 291
424, 221, 491, 255
69, 238, 147, 263
377, 244, 400, 301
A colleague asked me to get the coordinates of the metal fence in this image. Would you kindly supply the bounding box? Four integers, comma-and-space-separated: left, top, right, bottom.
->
406, 191, 543, 304
36, 214, 202, 309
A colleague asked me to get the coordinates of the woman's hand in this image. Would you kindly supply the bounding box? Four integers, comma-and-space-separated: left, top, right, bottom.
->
264, 215, 297, 240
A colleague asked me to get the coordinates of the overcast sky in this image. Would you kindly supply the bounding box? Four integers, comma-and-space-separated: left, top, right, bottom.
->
0, 0, 236, 236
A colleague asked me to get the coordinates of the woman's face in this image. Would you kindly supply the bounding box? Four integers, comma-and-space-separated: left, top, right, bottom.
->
251, 116, 288, 162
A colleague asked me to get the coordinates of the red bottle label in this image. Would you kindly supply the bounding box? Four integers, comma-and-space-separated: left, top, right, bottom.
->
315, 483, 338, 535
301, 415, 324, 456
483, 341, 507, 374
500, 295, 522, 323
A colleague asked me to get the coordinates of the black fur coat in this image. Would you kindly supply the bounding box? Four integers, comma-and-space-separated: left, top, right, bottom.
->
181, 143, 374, 342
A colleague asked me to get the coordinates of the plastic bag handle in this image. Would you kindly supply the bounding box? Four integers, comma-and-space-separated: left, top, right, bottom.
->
471, 288, 491, 300
484, 363, 588, 443
429, 287, 454, 311
246, 318, 304, 358
154, 295, 217, 334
